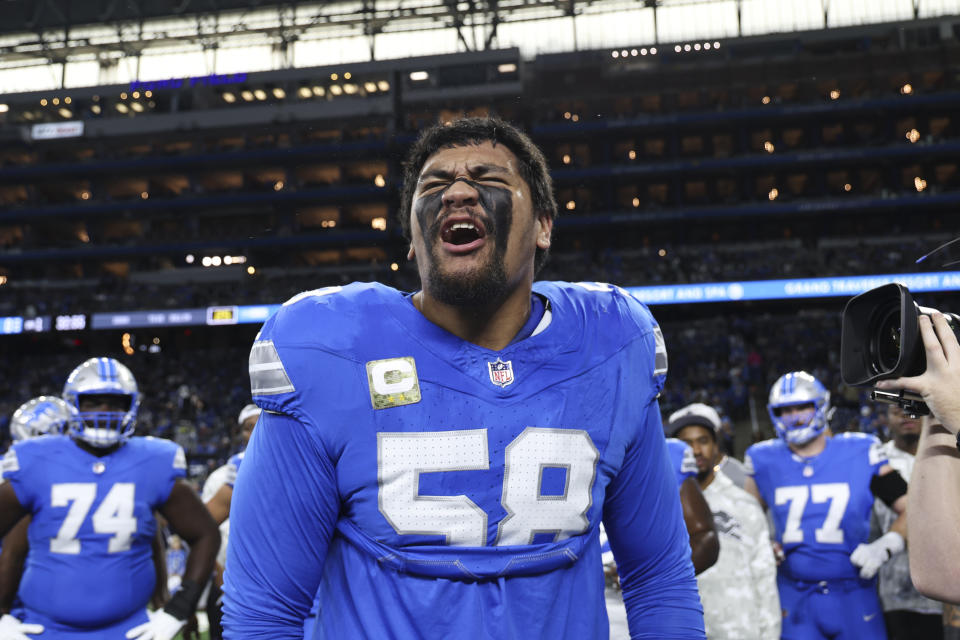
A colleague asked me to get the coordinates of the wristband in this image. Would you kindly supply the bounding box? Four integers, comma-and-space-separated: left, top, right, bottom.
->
163, 578, 202, 621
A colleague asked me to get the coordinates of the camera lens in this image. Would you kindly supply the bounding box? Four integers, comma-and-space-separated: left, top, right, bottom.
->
869, 306, 902, 375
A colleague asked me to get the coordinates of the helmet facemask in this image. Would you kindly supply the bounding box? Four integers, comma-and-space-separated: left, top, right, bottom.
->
62, 358, 140, 448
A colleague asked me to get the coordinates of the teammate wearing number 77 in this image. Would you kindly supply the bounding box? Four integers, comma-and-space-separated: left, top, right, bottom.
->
744, 371, 908, 640
222, 117, 705, 639
0, 357, 220, 640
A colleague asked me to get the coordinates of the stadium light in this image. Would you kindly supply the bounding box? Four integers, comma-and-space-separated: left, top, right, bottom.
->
498, 63, 517, 73
565, 200, 576, 210
768, 188, 779, 201
371, 217, 387, 230
343, 83, 358, 94
344, 72, 352, 80
762, 96, 771, 104
312, 86, 325, 96
829, 89, 840, 100
915, 177, 927, 192
632, 197, 640, 207
612, 51, 619, 58
562, 154, 571, 165
377, 80, 390, 92
247, 266, 256, 275
330, 73, 339, 81
131, 102, 144, 112
0, 104, 8, 113
330, 85, 343, 96
80, 191, 90, 200
844, 183, 852, 192
145, 91, 152, 98
116, 103, 129, 113
140, 191, 149, 199
91, 105, 101, 114
658, 249, 667, 257
58, 107, 72, 118
683, 44, 691, 52
64, 97, 71, 104
764, 141, 775, 153
222, 92, 237, 103
694, 43, 701, 50
906, 128, 920, 143
390, 263, 399, 272
674, 45, 682, 52
274, 180, 284, 191
185, 254, 195, 264
298, 87, 312, 98
120, 92, 127, 100
211, 256, 222, 266
901, 83, 913, 95
571, 114, 579, 122
241, 90, 254, 101
253, 89, 267, 101
364, 82, 378, 93
628, 150, 637, 160
272, 87, 286, 99
201, 257, 212, 267
52, 97, 60, 105
650, 47, 657, 54
409, 71, 429, 81
374, 174, 386, 187
40, 98, 48, 106
132, 91, 140, 99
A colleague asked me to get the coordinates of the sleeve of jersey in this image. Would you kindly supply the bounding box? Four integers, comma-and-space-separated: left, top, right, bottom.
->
1, 445, 34, 508
221, 410, 339, 638
161, 443, 187, 502
865, 435, 890, 475
602, 337, 704, 638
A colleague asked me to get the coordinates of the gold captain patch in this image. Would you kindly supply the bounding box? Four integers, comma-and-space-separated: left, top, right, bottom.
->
366, 357, 421, 409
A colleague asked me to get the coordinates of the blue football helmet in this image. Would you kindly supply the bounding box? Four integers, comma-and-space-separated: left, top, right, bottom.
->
768, 371, 834, 446
10, 396, 76, 442
62, 357, 140, 447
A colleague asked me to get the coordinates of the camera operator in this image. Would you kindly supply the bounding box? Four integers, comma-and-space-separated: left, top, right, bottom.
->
875, 313, 960, 604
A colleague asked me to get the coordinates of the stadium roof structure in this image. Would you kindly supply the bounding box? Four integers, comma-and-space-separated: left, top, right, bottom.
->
1, 0, 957, 94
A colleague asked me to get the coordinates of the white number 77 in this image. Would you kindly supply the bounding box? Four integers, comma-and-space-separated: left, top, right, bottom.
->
774, 482, 849, 544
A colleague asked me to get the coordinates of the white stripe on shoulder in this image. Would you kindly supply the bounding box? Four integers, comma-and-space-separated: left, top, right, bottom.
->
249, 339, 295, 396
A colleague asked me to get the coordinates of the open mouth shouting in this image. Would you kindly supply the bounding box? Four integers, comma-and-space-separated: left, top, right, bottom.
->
439, 215, 488, 254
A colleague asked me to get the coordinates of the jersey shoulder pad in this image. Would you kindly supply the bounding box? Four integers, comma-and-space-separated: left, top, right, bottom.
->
250, 282, 401, 413
535, 281, 667, 383
744, 438, 782, 470
837, 432, 885, 466
133, 436, 187, 471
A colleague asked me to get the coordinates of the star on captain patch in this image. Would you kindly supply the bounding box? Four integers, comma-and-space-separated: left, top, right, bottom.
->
487, 358, 515, 388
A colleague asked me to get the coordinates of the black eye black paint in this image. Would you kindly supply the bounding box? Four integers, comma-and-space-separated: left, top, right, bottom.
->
413, 177, 513, 259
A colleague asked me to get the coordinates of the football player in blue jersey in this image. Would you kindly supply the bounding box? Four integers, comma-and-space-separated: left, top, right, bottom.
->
0, 397, 77, 628
0, 357, 220, 640
744, 371, 909, 640
222, 117, 705, 639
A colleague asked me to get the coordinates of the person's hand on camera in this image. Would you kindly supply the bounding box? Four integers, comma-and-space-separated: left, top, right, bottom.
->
876, 313, 960, 434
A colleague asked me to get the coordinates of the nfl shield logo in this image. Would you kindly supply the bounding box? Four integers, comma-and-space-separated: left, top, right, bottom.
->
488, 358, 515, 388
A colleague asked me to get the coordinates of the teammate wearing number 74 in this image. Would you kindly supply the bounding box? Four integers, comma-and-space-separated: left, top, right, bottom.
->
223, 117, 705, 639
744, 371, 909, 640
0, 357, 220, 640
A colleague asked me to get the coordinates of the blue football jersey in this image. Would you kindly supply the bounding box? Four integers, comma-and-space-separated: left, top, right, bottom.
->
745, 433, 888, 581
223, 281, 704, 639
666, 438, 697, 487
1, 435, 186, 629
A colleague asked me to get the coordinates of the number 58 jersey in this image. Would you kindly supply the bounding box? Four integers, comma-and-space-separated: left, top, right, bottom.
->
2, 435, 186, 628
745, 433, 888, 582
224, 281, 704, 639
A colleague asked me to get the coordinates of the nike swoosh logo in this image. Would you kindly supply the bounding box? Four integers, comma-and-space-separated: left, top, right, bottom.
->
863, 613, 877, 622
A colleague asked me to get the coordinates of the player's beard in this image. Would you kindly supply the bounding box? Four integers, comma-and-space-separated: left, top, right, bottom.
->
425, 245, 508, 307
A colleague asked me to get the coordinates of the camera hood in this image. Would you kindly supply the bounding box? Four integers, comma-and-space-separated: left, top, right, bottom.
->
840, 283, 922, 387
